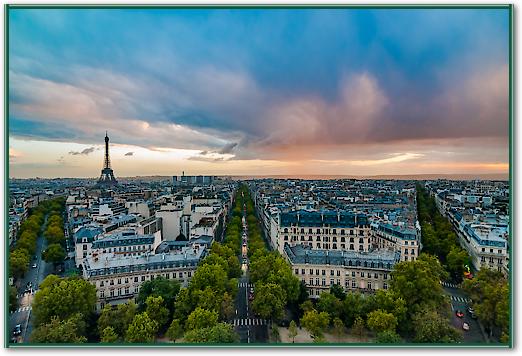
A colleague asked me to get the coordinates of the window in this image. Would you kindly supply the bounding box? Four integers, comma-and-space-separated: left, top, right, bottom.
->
317, 243, 321, 248
322, 270, 326, 276
110, 280, 114, 286
341, 229, 345, 235
301, 236, 305, 241
295, 269, 299, 275
359, 230, 364, 236
337, 270, 340, 276
141, 276, 145, 282
405, 249, 409, 255
350, 230, 354, 235
404, 256, 408, 261
125, 287, 130, 294
367, 281, 372, 289
134, 276, 138, 282
361, 272, 365, 277
100, 281, 104, 287
384, 273, 388, 280
352, 281, 356, 288
179, 272, 183, 278
309, 228, 313, 233
374, 273, 378, 279
316, 278, 320, 286
383, 282, 388, 290
118, 278, 121, 284
341, 244, 345, 249
302, 269, 305, 274
100, 290, 105, 298
322, 279, 326, 286
284, 236, 288, 241
411, 248, 415, 255
341, 237, 345, 242
316, 269, 320, 275
350, 244, 354, 250
83, 244, 87, 250
188, 271, 192, 277
498, 250, 502, 254
359, 238, 364, 243
330, 270, 334, 276
118, 288, 121, 296
333, 229, 337, 235
310, 269, 314, 275
333, 243, 337, 249
110, 289, 114, 297
330, 279, 334, 285
352, 271, 356, 277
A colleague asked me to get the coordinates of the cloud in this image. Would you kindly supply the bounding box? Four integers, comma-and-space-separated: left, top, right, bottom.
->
8, 9, 509, 168
218, 142, 238, 154
350, 153, 424, 166
68, 146, 96, 156
124, 151, 134, 156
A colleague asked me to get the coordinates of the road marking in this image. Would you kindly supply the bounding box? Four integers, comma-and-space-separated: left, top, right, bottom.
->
231, 318, 268, 327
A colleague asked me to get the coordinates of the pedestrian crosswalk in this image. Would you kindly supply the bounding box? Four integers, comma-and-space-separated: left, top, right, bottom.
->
440, 281, 460, 289
11, 306, 32, 314
238, 282, 254, 288
450, 295, 471, 303
231, 318, 269, 326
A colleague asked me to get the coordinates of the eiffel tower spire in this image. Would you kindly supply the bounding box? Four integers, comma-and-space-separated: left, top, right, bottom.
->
96, 131, 118, 187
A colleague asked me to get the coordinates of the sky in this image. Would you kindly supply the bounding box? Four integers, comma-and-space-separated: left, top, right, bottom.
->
8, 8, 510, 178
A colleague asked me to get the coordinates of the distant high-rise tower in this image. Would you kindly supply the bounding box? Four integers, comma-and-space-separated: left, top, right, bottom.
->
96, 132, 118, 187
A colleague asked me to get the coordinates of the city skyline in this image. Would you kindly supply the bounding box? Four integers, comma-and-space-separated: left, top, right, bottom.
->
8, 8, 510, 178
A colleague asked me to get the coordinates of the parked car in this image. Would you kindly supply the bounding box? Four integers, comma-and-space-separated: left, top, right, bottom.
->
456, 310, 464, 318
31, 263, 37, 268
462, 322, 470, 331
467, 306, 475, 314
13, 324, 22, 336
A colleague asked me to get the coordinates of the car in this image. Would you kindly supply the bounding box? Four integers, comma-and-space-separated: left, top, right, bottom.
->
470, 311, 477, 319
455, 310, 464, 318
467, 306, 475, 314
250, 287, 254, 294
13, 324, 22, 336
32, 263, 37, 268
462, 322, 470, 331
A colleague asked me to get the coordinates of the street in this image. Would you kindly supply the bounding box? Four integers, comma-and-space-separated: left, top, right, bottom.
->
442, 284, 487, 343
231, 196, 268, 343
8, 215, 52, 343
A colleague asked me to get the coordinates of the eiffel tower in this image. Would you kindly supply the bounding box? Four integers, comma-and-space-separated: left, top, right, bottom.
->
96, 132, 118, 187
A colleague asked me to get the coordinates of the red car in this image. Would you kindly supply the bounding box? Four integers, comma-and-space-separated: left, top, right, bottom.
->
456, 310, 464, 318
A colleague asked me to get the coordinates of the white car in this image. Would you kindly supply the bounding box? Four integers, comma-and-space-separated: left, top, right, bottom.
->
462, 322, 470, 331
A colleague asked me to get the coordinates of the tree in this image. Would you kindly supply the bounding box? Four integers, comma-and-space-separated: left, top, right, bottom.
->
271, 326, 281, 343
42, 243, 66, 266
189, 264, 228, 295
316, 292, 342, 321
412, 307, 462, 343
300, 300, 315, 313
301, 309, 329, 339
186, 307, 219, 331
446, 246, 469, 283
341, 292, 365, 327
366, 309, 398, 334
220, 292, 235, 321
252, 283, 286, 321
173, 288, 193, 322
166, 319, 184, 342
125, 312, 158, 343
32, 276, 97, 327
145, 295, 169, 331
330, 284, 346, 301
10, 248, 30, 278
44, 225, 64, 245
98, 302, 137, 338
136, 277, 181, 313
463, 268, 509, 338
390, 254, 447, 319
31, 313, 87, 343
100, 326, 119, 343
351, 316, 366, 341
9, 286, 18, 312
332, 317, 345, 342
288, 320, 298, 343
376, 330, 402, 344
184, 323, 239, 343
16, 235, 37, 256
373, 290, 407, 327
